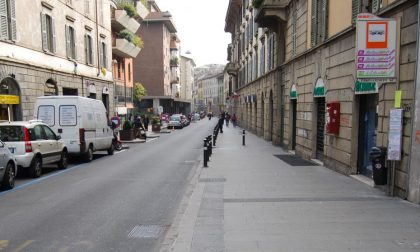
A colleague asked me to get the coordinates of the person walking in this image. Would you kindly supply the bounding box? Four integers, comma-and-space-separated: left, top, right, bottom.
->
231, 113, 237, 127
218, 112, 225, 133
225, 113, 230, 127
143, 115, 149, 131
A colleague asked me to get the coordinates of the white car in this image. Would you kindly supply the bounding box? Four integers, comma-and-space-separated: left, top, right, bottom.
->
0, 121, 68, 178
0, 140, 17, 190
168, 114, 183, 129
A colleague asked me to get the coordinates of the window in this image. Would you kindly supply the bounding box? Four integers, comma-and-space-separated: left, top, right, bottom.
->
41, 13, 56, 53
99, 41, 107, 68
291, 2, 297, 55
128, 63, 131, 81
85, 33, 94, 65
311, 0, 328, 47
66, 0, 72, 5
42, 126, 56, 140
260, 38, 265, 75
66, 25, 76, 59
84, 0, 90, 16
99, 0, 104, 25
352, 0, 380, 23
32, 125, 44, 140
0, 0, 16, 41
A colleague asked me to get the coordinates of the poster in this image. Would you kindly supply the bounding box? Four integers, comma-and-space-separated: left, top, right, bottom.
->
387, 109, 403, 160
37, 106, 55, 126
59, 106, 77, 126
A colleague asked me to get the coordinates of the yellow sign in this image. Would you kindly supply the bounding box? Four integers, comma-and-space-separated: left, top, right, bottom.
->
0, 95, 20, 104
394, 90, 402, 108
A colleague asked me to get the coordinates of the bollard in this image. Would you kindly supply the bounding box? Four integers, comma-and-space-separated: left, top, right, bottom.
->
242, 130, 246, 146
213, 132, 216, 146
208, 135, 212, 156
203, 139, 208, 167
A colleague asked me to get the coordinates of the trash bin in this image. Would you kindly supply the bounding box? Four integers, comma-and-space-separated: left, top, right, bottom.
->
369, 147, 387, 185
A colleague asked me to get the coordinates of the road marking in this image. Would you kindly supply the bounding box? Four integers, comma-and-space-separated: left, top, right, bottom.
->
0, 163, 84, 197
146, 138, 158, 143
114, 149, 127, 155
13, 240, 34, 252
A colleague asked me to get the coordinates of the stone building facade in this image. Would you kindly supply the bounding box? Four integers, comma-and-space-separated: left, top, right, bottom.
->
0, 0, 114, 121
226, 0, 419, 200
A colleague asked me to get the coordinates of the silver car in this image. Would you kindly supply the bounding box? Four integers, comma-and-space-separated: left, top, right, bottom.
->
168, 114, 183, 129
0, 140, 17, 190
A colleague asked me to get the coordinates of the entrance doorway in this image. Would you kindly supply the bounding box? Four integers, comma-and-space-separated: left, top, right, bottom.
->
291, 99, 297, 150
102, 94, 109, 114
316, 97, 326, 160
0, 77, 22, 121
358, 94, 378, 176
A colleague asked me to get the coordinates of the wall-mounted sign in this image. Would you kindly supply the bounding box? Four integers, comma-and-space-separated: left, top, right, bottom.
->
355, 79, 378, 94
313, 78, 325, 97
0, 95, 19, 104
86, 82, 96, 94
356, 13, 396, 79
290, 84, 297, 99
102, 86, 109, 94
388, 109, 403, 160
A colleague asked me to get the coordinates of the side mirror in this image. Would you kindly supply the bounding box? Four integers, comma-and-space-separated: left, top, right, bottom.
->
56, 135, 61, 140
0, 140, 4, 148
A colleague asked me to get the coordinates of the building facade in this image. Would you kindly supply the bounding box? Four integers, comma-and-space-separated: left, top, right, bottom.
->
0, 0, 114, 121
202, 73, 224, 114
180, 55, 196, 112
225, 0, 419, 201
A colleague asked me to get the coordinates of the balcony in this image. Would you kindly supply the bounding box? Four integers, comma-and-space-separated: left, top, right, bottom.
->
254, 0, 288, 29
111, 9, 140, 34
113, 38, 141, 58
225, 62, 239, 76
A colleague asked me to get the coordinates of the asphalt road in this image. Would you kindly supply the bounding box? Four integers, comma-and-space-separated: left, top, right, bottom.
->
0, 118, 217, 252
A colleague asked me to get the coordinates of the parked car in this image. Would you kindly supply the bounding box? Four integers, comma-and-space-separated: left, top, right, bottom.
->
34, 96, 114, 162
0, 121, 68, 178
0, 140, 17, 190
168, 114, 183, 129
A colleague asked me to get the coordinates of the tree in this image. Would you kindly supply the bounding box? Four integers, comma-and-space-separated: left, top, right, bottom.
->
133, 82, 147, 106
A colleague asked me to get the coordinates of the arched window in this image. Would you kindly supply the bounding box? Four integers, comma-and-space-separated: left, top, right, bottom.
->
44, 79, 58, 96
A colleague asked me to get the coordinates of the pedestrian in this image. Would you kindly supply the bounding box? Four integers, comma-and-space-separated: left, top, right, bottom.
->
133, 116, 145, 138
231, 113, 237, 127
143, 115, 149, 131
218, 112, 225, 133
225, 113, 230, 127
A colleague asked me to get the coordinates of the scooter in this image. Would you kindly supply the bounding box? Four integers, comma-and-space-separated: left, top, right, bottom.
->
113, 131, 123, 151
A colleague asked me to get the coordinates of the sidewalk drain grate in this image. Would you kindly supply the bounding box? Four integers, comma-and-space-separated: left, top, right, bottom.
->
199, 178, 226, 183
128, 225, 162, 238
274, 155, 319, 166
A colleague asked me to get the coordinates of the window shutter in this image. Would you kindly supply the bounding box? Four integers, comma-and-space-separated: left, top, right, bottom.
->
89, 35, 94, 65
103, 43, 107, 68
84, 34, 88, 64
85, 0, 89, 15
9, 0, 16, 41
99, 0, 104, 25
351, 0, 361, 24
292, 5, 297, 55
51, 17, 56, 53
65, 25, 70, 58
0, 0, 8, 40
311, 0, 318, 46
372, 0, 380, 13
73, 29, 77, 60
320, 0, 328, 42
41, 13, 48, 51
99, 41, 103, 68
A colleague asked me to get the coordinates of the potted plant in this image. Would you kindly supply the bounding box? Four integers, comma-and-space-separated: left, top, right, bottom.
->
119, 119, 134, 141
151, 116, 161, 132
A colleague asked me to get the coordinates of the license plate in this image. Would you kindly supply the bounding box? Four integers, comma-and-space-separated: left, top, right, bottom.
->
8, 147, 15, 153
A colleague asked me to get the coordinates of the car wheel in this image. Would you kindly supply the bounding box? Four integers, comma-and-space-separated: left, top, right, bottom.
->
58, 150, 68, 169
29, 157, 42, 178
1, 162, 15, 190
84, 146, 93, 162
107, 143, 115, 155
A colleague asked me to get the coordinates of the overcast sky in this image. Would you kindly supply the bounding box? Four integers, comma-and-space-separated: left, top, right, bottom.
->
154, 0, 231, 67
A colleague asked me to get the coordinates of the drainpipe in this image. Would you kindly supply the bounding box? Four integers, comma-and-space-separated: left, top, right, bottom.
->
407, 3, 420, 203
95, 0, 101, 77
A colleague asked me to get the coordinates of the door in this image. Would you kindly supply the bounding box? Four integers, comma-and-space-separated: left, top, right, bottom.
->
291, 99, 297, 150
316, 98, 326, 160
42, 125, 60, 162
358, 94, 378, 176
32, 125, 51, 163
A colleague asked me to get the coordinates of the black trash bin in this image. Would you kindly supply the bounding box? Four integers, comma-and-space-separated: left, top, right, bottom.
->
369, 147, 387, 185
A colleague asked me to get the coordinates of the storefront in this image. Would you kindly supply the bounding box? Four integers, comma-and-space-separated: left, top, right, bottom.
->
313, 78, 326, 161
0, 77, 22, 121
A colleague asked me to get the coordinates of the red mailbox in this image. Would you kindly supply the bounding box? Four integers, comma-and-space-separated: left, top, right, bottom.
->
326, 102, 340, 135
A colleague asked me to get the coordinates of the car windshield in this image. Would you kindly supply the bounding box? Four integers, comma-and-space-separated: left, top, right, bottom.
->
170, 116, 181, 121
0, 126, 25, 142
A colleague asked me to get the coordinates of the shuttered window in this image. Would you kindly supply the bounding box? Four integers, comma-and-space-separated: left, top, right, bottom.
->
351, 0, 361, 24
84, 33, 94, 65
260, 38, 265, 75
291, 2, 297, 55
371, 0, 380, 13
311, 0, 328, 47
0, 0, 16, 41
65, 25, 76, 59
41, 13, 56, 53
84, 0, 90, 16
100, 41, 107, 68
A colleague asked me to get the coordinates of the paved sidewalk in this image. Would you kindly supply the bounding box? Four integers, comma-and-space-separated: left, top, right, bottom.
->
161, 125, 420, 252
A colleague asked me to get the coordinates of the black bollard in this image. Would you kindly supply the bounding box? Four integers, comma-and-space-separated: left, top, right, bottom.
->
213, 132, 216, 146
208, 135, 212, 156
242, 130, 246, 146
203, 139, 208, 167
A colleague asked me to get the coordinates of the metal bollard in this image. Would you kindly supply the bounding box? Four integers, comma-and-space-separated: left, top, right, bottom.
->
208, 135, 212, 156
242, 130, 246, 146
203, 139, 208, 167
213, 132, 217, 146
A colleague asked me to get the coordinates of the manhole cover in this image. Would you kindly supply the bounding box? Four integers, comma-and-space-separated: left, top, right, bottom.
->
274, 155, 319, 166
128, 225, 162, 238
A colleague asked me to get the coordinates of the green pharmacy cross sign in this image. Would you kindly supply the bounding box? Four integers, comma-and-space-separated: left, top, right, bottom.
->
355, 79, 378, 94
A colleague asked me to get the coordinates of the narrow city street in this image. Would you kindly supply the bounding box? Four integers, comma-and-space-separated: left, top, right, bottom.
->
0, 120, 215, 252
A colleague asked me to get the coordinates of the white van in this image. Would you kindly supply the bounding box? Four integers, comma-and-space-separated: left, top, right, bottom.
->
34, 96, 114, 162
